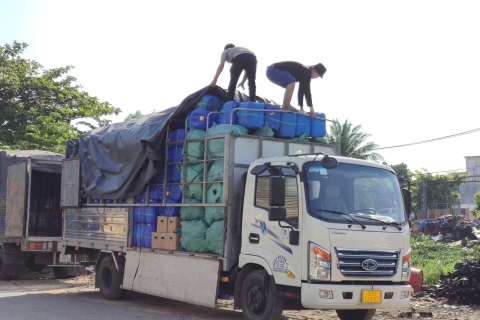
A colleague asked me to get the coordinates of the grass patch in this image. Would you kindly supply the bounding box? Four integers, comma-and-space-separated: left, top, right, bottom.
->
410, 236, 480, 286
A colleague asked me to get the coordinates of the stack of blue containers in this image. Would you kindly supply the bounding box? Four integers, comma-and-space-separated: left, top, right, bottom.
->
238, 102, 265, 130
296, 113, 311, 137
218, 101, 240, 125
311, 112, 327, 137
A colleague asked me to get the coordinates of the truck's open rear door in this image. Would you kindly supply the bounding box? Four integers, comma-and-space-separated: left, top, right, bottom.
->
5, 162, 28, 238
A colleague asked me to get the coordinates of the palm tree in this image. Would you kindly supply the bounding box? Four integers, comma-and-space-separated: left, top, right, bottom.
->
327, 118, 384, 162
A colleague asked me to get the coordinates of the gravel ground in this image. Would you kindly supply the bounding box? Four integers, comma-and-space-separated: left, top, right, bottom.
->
3, 269, 480, 320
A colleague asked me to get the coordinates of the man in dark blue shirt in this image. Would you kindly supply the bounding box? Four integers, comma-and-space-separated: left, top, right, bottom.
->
266, 61, 326, 118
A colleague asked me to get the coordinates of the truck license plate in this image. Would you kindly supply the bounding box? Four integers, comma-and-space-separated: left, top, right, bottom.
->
361, 290, 381, 303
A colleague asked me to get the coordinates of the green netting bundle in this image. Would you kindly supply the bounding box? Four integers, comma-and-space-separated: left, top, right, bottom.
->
253, 124, 274, 137
180, 219, 209, 253
293, 133, 309, 142
186, 129, 206, 161
310, 136, 328, 144
205, 182, 225, 225
207, 160, 224, 182
181, 163, 204, 201
180, 197, 205, 221
206, 220, 224, 255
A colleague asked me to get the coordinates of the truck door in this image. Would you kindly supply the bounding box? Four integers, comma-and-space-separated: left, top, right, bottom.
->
5, 162, 28, 238
244, 165, 302, 287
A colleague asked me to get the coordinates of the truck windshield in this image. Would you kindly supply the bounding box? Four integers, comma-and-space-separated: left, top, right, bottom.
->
304, 162, 406, 225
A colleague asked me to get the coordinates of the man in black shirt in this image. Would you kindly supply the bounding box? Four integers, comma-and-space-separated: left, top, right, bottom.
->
266, 61, 326, 118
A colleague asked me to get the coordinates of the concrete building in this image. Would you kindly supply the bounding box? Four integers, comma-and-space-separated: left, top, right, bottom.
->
458, 155, 480, 215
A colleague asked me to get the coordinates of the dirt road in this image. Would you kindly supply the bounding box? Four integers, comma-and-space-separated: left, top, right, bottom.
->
0, 269, 479, 320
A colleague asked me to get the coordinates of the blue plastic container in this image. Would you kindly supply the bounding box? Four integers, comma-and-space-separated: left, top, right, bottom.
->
167, 184, 182, 201
167, 164, 181, 183
101, 199, 115, 204
295, 113, 311, 137
133, 223, 141, 246
168, 145, 183, 163
134, 200, 145, 223
189, 109, 219, 130
149, 185, 163, 201
163, 199, 181, 217
274, 112, 297, 138
141, 223, 156, 248
150, 170, 164, 184
89, 195, 100, 204
264, 104, 281, 131
311, 112, 327, 137
218, 101, 240, 124
168, 129, 185, 146
238, 102, 265, 129
195, 94, 223, 111
116, 199, 127, 204
134, 187, 147, 201
144, 199, 161, 224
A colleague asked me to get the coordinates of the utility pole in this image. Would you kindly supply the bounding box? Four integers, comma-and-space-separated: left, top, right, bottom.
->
421, 180, 427, 219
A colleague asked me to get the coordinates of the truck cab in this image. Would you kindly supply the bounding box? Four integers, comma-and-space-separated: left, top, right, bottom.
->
237, 154, 412, 320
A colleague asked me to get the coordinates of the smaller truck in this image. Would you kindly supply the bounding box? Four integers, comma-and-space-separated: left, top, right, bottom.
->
0, 150, 82, 279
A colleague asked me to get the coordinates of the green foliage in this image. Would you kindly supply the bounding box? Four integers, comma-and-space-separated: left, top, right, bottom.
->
472, 191, 480, 219
410, 169, 467, 210
410, 237, 480, 286
124, 110, 143, 121
327, 118, 384, 162
0, 41, 120, 152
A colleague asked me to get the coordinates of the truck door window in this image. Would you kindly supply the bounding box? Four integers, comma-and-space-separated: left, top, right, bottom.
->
254, 167, 299, 227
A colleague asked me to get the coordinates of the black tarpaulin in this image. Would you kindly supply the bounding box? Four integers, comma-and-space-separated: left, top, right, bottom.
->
0, 150, 64, 197
75, 86, 229, 199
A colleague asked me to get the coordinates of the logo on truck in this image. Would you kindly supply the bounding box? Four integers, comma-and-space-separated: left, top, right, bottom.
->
252, 219, 293, 255
361, 259, 378, 271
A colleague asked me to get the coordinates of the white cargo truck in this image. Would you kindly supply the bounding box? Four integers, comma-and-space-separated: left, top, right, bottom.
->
59, 87, 413, 320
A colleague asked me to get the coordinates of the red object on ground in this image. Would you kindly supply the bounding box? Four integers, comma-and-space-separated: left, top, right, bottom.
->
408, 268, 423, 292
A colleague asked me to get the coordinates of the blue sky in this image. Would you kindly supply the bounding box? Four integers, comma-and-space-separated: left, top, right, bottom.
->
1, 0, 479, 174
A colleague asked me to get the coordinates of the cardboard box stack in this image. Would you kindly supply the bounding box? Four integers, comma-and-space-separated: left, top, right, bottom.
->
152, 216, 181, 251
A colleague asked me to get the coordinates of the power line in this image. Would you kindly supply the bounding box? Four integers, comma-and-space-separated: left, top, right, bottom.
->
372, 127, 480, 150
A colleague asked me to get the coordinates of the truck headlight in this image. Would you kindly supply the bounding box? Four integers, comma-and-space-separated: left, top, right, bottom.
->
401, 248, 411, 281
309, 242, 331, 281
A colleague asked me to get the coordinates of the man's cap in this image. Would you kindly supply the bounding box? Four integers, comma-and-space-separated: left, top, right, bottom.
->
312, 63, 327, 78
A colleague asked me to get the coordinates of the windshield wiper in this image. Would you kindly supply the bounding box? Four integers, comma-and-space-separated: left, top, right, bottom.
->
353, 215, 403, 231
317, 209, 366, 230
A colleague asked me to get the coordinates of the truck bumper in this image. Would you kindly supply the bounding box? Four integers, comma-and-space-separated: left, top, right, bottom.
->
301, 283, 412, 310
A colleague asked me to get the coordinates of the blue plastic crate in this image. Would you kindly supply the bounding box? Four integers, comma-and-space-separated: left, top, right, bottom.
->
295, 113, 311, 137
189, 109, 219, 130
218, 101, 240, 124
273, 112, 297, 138
264, 104, 281, 131
195, 94, 223, 111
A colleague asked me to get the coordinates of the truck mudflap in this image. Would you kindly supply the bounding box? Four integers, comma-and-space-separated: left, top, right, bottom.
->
122, 249, 220, 308
301, 283, 412, 310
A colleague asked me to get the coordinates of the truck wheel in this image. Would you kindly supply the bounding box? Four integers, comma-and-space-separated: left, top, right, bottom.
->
0, 249, 8, 280
240, 270, 283, 320
98, 256, 124, 300
336, 309, 376, 320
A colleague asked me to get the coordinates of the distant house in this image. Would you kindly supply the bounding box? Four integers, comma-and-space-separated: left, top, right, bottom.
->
458, 155, 480, 216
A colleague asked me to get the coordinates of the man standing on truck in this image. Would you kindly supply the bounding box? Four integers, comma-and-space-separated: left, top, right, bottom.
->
210, 43, 257, 102
266, 61, 326, 119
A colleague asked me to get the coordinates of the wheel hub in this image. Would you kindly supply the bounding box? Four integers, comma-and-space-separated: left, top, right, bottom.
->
247, 285, 266, 315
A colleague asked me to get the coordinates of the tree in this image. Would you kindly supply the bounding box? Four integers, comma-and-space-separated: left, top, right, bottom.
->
124, 110, 143, 121
0, 41, 120, 152
384, 162, 413, 188
327, 118, 384, 162
410, 169, 467, 211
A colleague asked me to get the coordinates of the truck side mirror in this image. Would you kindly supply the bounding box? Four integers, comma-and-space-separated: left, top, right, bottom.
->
269, 207, 286, 221
269, 176, 285, 207
402, 188, 412, 219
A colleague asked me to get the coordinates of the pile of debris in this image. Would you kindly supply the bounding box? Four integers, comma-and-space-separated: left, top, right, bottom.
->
429, 259, 480, 305
416, 215, 479, 241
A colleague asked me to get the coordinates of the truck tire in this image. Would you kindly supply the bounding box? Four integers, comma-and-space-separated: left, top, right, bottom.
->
336, 309, 376, 320
98, 256, 124, 300
0, 249, 8, 280
240, 270, 283, 320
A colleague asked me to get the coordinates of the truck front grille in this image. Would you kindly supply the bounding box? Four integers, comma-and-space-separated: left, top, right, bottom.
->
335, 247, 399, 277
